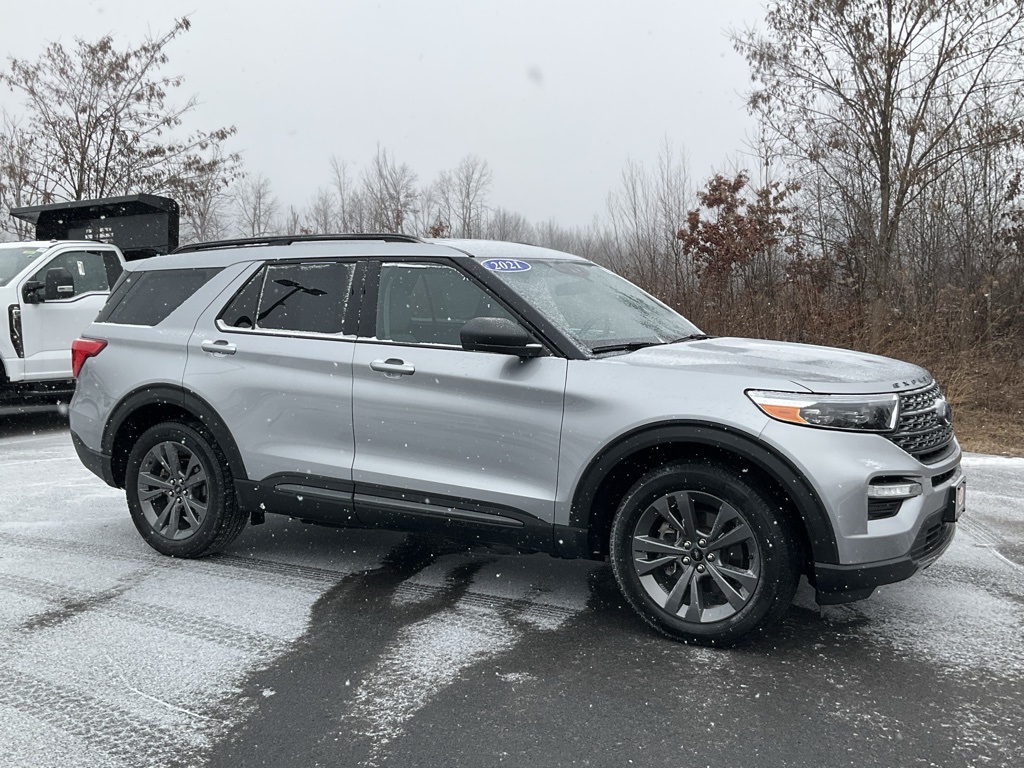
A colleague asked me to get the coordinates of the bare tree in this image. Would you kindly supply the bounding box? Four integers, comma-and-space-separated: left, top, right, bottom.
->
733, 0, 1024, 295
434, 155, 493, 238
361, 147, 419, 233
0, 115, 37, 237
233, 174, 280, 237
330, 156, 372, 232
410, 182, 448, 237
306, 187, 337, 233
605, 142, 692, 295
484, 207, 534, 243
176, 146, 238, 244
283, 206, 305, 236
0, 17, 239, 211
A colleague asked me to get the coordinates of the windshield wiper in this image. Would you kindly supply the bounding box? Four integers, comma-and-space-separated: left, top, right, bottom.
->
590, 341, 662, 354
667, 334, 713, 343
590, 334, 712, 355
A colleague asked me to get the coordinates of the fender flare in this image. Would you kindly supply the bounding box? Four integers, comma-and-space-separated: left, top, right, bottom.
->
569, 421, 840, 564
102, 384, 247, 483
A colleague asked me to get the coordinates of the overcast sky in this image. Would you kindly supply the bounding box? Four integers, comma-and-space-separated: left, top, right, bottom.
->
0, 1, 764, 228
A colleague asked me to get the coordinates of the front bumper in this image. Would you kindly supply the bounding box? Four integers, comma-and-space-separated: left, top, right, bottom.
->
71, 430, 118, 488
812, 507, 956, 604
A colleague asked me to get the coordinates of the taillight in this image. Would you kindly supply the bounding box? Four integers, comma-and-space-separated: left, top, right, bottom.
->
71, 337, 107, 378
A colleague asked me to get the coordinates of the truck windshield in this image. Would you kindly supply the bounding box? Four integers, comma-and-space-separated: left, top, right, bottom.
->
0, 245, 46, 287
484, 259, 702, 353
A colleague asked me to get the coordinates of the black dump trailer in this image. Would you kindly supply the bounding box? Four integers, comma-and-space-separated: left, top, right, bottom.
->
10, 194, 179, 260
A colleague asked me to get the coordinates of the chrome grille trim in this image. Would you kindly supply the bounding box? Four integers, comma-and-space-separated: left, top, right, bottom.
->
887, 383, 955, 461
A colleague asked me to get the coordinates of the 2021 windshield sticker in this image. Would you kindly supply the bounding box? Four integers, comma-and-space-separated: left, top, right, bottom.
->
482, 258, 531, 273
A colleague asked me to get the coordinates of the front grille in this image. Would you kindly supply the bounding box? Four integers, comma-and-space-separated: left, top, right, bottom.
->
887, 383, 955, 461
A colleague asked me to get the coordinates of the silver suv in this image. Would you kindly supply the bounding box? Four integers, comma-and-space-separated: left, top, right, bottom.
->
69, 235, 965, 645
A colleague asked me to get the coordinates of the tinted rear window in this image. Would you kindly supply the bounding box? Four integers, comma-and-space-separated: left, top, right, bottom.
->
97, 268, 223, 326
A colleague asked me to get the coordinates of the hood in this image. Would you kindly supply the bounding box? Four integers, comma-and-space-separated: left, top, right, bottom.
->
617, 337, 932, 394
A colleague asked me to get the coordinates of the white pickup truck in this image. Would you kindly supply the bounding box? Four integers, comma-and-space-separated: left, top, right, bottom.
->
0, 240, 125, 402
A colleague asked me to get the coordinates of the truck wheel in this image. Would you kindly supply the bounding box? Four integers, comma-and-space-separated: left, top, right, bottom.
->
610, 462, 799, 646
125, 421, 247, 557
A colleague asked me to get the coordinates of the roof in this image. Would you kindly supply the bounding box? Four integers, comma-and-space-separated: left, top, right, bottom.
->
135, 236, 589, 271
432, 239, 589, 262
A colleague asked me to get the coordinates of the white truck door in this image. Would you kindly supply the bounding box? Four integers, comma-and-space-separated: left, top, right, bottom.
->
20, 249, 123, 379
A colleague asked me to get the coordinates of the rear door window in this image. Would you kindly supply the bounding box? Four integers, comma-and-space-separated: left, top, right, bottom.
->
218, 261, 357, 335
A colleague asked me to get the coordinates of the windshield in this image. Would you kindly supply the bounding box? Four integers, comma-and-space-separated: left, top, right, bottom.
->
0, 244, 46, 287
485, 259, 702, 353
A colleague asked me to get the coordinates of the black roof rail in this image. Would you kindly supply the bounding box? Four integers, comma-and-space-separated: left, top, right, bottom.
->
173, 233, 422, 254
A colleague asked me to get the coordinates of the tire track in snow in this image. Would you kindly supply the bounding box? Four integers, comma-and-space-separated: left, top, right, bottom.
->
0, 532, 353, 592
392, 581, 578, 627
0, 667, 200, 768
0, 572, 290, 654
959, 514, 1023, 571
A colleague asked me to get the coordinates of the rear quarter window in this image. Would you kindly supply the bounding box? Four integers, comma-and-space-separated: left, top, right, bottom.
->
96, 267, 223, 326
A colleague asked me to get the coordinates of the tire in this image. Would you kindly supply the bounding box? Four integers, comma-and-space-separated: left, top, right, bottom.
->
610, 462, 799, 646
125, 421, 247, 558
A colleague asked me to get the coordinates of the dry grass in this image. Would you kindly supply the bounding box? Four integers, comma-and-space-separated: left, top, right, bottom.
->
953, 405, 1024, 456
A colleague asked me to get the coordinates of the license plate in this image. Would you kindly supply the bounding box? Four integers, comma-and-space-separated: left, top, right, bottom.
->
950, 478, 967, 521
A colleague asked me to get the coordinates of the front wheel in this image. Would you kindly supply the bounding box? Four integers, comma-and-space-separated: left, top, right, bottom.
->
125, 421, 247, 557
610, 462, 799, 646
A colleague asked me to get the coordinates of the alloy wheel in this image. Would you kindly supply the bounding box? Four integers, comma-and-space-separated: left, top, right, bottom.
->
630, 490, 761, 624
136, 440, 210, 541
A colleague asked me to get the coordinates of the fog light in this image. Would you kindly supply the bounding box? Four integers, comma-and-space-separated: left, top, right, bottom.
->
867, 481, 923, 499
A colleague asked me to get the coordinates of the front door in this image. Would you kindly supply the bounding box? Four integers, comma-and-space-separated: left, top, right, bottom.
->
351, 260, 567, 528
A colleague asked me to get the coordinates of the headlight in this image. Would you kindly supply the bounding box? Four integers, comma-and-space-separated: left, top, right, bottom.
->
746, 390, 899, 432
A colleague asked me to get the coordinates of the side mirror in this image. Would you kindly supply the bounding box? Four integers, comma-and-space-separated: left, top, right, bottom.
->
460, 317, 545, 358
44, 267, 75, 301
22, 280, 44, 304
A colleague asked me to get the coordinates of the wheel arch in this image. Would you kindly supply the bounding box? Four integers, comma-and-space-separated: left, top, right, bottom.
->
569, 421, 839, 566
102, 384, 247, 488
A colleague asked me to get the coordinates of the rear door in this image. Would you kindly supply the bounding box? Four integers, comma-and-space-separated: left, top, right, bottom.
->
184, 259, 362, 517
19, 248, 122, 378
350, 259, 567, 535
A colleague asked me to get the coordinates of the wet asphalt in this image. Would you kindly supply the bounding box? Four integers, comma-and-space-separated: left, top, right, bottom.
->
1, 407, 1022, 768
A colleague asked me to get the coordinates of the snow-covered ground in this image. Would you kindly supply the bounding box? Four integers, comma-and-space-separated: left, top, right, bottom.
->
0, 417, 376, 767
0, 410, 1021, 767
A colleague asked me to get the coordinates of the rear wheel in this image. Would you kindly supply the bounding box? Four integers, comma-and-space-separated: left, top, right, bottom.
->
610, 462, 799, 646
125, 421, 247, 557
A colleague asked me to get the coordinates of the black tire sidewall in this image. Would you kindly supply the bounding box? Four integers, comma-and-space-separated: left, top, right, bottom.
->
610, 462, 798, 645
125, 421, 231, 558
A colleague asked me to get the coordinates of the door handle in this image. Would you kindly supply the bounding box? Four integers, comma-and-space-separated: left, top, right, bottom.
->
201, 339, 237, 355
370, 358, 415, 377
